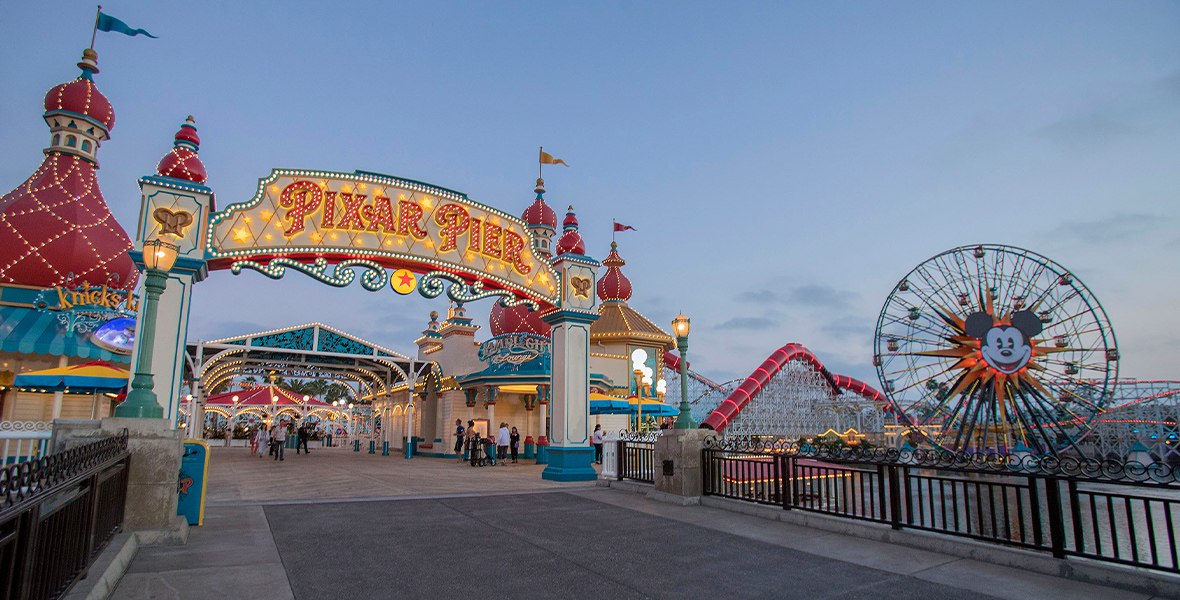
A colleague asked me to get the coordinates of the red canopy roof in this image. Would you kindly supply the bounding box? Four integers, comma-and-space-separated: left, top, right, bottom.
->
205, 384, 336, 407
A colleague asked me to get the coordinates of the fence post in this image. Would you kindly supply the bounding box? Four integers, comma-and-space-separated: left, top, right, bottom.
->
887, 465, 902, 530
783, 455, 795, 510
1044, 477, 1067, 559
773, 451, 782, 507
617, 440, 625, 481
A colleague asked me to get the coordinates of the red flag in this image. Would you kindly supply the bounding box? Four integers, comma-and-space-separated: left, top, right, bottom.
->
613, 222, 636, 233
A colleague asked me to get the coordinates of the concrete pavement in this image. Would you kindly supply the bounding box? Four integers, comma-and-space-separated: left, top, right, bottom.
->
107, 447, 1165, 599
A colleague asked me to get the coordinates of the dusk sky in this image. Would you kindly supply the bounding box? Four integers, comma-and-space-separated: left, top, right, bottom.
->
2, 1, 1178, 386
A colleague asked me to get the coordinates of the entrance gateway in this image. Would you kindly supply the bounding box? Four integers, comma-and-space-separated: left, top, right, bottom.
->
132, 155, 600, 481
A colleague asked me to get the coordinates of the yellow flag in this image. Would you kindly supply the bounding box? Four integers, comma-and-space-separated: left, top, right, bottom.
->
539, 149, 569, 167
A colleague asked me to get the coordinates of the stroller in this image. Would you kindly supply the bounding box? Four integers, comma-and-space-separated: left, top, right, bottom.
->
481, 436, 497, 466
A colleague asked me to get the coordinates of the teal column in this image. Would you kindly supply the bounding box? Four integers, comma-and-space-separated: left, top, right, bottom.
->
115, 269, 167, 418
673, 335, 697, 429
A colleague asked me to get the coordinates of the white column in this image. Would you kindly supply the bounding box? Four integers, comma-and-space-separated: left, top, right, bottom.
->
50, 354, 68, 419
538, 402, 547, 442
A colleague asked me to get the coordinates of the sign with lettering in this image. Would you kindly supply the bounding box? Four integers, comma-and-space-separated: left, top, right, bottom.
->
35, 284, 139, 334
204, 169, 560, 308
479, 333, 551, 366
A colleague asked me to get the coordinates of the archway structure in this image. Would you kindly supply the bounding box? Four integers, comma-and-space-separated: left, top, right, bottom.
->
129, 122, 603, 480
184, 322, 427, 439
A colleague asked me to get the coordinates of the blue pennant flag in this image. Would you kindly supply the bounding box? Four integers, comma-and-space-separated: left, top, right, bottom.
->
96, 12, 157, 38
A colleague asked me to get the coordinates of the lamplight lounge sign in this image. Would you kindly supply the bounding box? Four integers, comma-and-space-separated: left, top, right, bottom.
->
205, 170, 561, 307
479, 333, 551, 366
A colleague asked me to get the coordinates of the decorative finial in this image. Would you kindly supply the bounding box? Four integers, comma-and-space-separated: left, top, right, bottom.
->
77, 48, 100, 78
186, 115, 195, 125
429, 310, 438, 320
611, 241, 617, 249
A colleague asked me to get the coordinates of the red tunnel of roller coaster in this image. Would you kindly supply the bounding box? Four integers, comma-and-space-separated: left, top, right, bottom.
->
700, 343, 889, 432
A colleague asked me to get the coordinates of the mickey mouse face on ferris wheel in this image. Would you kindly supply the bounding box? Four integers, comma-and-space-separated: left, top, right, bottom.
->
964, 310, 1043, 375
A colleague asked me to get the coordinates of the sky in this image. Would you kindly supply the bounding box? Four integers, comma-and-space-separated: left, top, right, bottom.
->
2, 1, 1179, 387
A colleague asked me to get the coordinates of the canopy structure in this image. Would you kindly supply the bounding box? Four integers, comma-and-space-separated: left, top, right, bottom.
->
629, 396, 678, 417
13, 360, 129, 393
196, 384, 350, 428
589, 392, 630, 415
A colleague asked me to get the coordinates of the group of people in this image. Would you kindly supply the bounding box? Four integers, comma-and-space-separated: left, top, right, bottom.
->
455, 419, 521, 467
248, 422, 313, 461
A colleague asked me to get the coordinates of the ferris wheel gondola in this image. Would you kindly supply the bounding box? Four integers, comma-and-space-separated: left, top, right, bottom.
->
874, 244, 1118, 456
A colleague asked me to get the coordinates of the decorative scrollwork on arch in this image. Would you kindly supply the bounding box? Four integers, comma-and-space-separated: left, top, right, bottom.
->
417, 271, 539, 311
230, 257, 389, 291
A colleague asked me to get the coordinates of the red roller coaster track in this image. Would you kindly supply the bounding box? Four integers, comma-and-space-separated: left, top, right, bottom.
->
700, 343, 887, 431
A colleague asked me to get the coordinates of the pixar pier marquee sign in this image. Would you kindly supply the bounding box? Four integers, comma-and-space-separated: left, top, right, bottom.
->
204, 170, 561, 310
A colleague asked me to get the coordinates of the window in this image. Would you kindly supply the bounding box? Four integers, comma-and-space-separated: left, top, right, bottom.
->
66, 136, 76, 147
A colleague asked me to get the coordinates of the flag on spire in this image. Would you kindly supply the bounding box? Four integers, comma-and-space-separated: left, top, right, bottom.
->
613, 221, 636, 233
96, 11, 157, 39
539, 149, 568, 167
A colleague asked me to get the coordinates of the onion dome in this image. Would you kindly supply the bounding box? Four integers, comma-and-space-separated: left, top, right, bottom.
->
156, 116, 208, 183
43, 50, 115, 131
0, 50, 136, 290
521, 178, 557, 229
489, 299, 551, 337
555, 205, 585, 256
596, 242, 632, 302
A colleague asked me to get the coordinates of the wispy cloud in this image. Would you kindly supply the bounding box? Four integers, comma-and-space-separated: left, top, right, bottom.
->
716, 316, 779, 330
822, 318, 873, 341
789, 285, 856, 310
1036, 114, 1136, 149
1050, 213, 1165, 245
737, 284, 857, 310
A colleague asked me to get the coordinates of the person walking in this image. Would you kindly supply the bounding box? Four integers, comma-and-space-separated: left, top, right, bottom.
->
256, 425, 269, 458
454, 419, 466, 462
271, 422, 286, 461
509, 427, 520, 463
592, 424, 604, 464
496, 423, 511, 466
296, 423, 311, 454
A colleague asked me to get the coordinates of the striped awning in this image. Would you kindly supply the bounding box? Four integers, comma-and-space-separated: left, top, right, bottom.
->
0, 306, 131, 364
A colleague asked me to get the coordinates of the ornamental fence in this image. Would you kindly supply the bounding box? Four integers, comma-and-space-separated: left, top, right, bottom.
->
0, 422, 53, 466
0, 432, 130, 600
616, 431, 658, 484
702, 438, 1180, 575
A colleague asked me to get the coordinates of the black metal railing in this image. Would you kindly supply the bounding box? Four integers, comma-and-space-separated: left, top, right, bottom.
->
0, 432, 130, 600
702, 438, 1180, 575
616, 432, 657, 483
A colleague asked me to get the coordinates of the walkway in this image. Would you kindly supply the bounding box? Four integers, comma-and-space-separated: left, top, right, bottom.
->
205, 445, 587, 504
109, 449, 1159, 600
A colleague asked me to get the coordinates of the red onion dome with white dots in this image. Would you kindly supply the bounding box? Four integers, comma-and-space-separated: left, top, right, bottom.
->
521, 178, 557, 229
43, 50, 115, 131
0, 50, 136, 291
156, 116, 207, 183
555, 205, 585, 256
596, 241, 632, 302
489, 299, 552, 337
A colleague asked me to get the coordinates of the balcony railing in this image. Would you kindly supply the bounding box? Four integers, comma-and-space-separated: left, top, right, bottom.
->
701, 438, 1180, 575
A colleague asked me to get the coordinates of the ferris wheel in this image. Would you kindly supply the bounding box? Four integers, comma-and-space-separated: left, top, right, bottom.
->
874, 244, 1119, 456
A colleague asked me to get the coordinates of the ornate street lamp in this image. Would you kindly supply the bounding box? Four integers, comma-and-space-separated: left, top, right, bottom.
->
116, 237, 179, 418
672, 313, 697, 429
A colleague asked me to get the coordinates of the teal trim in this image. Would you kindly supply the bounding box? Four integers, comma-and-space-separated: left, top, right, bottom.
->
138, 175, 213, 195
541, 310, 599, 325
541, 446, 597, 481
0, 306, 131, 364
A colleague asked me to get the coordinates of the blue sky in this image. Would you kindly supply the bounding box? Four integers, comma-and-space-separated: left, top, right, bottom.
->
2, 1, 1178, 386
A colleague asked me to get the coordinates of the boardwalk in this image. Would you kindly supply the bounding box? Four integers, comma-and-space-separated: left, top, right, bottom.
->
109, 448, 1153, 600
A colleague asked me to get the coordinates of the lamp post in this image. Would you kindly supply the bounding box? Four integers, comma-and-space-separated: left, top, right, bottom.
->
672, 313, 697, 429
116, 237, 179, 418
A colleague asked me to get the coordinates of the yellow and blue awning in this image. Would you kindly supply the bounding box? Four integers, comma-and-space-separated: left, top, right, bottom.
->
14, 360, 129, 392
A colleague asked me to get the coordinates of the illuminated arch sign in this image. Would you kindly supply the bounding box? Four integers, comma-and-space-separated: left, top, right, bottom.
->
205, 169, 559, 309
